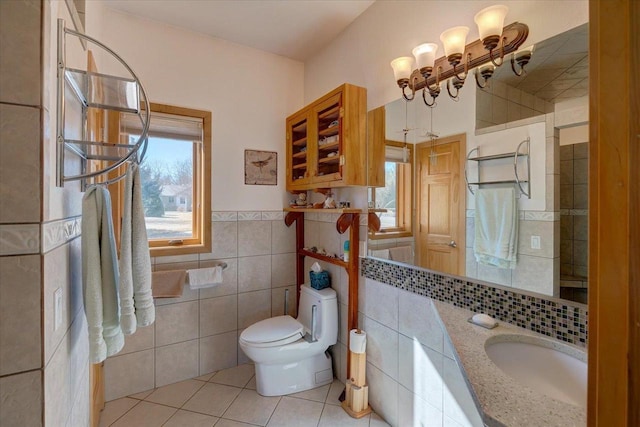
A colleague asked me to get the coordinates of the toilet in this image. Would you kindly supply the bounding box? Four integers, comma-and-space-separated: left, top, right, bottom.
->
239, 284, 338, 396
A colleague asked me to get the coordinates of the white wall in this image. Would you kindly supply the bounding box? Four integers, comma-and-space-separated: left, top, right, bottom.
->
555, 95, 589, 128
89, 2, 305, 211
303, 0, 589, 300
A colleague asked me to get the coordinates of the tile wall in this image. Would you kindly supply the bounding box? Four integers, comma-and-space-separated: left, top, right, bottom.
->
559, 142, 589, 279
476, 81, 554, 129
367, 236, 415, 265
104, 211, 298, 401
1, 1, 90, 426
302, 212, 369, 385
359, 278, 484, 427
465, 210, 560, 295
559, 142, 589, 303
362, 257, 588, 347
468, 114, 561, 297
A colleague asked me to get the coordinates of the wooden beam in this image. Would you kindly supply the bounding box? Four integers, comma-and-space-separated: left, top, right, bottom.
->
628, 0, 640, 424
588, 0, 636, 424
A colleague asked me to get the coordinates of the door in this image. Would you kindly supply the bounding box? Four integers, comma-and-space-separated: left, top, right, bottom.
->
416, 134, 466, 275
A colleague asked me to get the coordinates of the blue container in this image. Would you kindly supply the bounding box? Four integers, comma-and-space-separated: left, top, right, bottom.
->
309, 271, 330, 290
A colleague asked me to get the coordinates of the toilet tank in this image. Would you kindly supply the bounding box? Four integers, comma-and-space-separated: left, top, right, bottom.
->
298, 284, 338, 344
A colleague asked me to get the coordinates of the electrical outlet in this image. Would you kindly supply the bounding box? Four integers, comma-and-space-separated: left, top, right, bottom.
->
54, 288, 63, 331
531, 235, 541, 250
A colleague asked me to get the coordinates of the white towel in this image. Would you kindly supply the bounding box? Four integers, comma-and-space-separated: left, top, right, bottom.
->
187, 267, 223, 289
119, 163, 154, 335
473, 188, 519, 269
82, 185, 124, 363
369, 249, 390, 259
389, 246, 413, 264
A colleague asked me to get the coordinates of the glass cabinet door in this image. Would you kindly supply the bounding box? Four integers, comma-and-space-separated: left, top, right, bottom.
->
287, 111, 312, 188
313, 93, 342, 184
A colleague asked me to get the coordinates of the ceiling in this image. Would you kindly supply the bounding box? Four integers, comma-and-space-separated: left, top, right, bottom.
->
104, 0, 375, 61
492, 23, 588, 103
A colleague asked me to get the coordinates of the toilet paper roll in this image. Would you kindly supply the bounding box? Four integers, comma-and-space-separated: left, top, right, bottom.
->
349, 329, 367, 354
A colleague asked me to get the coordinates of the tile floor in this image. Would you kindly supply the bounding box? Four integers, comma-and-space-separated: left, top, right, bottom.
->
99, 364, 389, 427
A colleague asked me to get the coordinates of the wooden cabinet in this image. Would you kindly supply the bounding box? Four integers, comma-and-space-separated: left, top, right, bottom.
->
367, 106, 386, 188
286, 84, 368, 191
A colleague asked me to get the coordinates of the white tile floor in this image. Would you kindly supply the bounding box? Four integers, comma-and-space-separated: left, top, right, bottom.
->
99, 364, 389, 427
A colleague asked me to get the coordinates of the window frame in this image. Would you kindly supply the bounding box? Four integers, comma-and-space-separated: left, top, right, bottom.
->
111, 102, 212, 257
369, 140, 413, 240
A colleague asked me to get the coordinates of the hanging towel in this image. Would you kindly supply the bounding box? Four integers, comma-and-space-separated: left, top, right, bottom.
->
187, 267, 223, 290
119, 163, 154, 335
389, 246, 413, 264
473, 188, 519, 269
369, 249, 390, 259
82, 185, 124, 363
152, 270, 186, 298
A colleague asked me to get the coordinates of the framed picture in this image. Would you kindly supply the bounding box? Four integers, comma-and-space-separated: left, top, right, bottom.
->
244, 149, 277, 185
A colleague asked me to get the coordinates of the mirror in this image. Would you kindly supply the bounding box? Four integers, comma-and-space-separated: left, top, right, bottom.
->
367, 24, 588, 304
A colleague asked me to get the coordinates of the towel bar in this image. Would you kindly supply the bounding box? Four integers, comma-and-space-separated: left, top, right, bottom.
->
212, 262, 228, 271
464, 137, 531, 199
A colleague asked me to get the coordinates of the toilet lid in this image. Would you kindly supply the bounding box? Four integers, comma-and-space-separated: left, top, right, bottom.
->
241, 315, 303, 344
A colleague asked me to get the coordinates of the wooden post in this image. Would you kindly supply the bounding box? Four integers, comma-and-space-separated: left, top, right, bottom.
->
285, 211, 305, 307
588, 0, 638, 425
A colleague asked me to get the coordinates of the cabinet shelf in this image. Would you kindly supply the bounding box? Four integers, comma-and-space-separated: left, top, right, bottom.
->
292, 121, 307, 133
292, 151, 307, 159
464, 137, 531, 198
318, 105, 340, 120
318, 127, 339, 137
300, 249, 347, 268
318, 141, 339, 151
319, 156, 340, 165
284, 207, 361, 214
292, 137, 307, 147
292, 163, 307, 170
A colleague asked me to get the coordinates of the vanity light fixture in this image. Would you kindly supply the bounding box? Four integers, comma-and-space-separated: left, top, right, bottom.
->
440, 26, 470, 80
390, 4, 531, 106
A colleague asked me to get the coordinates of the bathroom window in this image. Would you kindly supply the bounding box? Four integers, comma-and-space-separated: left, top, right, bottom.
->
369, 142, 412, 238
117, 103, 211, 256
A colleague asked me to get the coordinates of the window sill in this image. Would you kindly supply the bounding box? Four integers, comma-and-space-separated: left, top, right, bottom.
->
149, 242, 211, 258
368, 230, 413, 240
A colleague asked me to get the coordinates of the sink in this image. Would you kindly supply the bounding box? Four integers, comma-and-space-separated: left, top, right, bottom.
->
484, 334, 587, 407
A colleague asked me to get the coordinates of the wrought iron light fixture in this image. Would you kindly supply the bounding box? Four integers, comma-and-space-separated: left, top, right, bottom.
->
390, 5, 531, 106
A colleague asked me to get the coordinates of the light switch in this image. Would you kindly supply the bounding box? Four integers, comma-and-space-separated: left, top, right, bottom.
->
531, 235, 541, 250
54, 288, 63, 331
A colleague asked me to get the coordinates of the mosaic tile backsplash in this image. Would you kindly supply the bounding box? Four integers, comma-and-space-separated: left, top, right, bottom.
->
361, 258, 588, 347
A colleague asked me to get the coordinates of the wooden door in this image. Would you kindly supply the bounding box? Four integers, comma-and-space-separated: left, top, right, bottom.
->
416, 134, 466, 275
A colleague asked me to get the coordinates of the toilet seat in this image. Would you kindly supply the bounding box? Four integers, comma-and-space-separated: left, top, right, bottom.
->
240, 315, 304, 348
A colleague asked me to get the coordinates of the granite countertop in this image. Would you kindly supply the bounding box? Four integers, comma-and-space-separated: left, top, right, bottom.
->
433, 300, 587, 427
